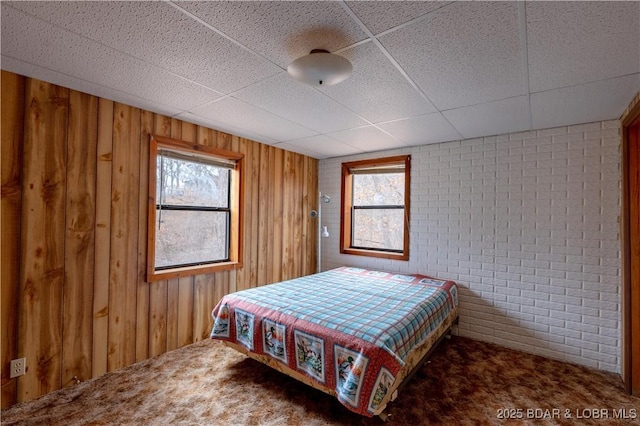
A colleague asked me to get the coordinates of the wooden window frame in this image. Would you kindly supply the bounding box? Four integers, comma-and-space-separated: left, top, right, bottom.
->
340, 155, 410, 261
147, 134, 244, 282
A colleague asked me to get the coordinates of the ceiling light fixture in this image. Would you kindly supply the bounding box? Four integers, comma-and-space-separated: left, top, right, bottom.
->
287, 49, 352, 87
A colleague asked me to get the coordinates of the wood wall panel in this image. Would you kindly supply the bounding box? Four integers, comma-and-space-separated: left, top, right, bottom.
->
305, 157, 319, 274
258, 144, 270, 287
1, 71, 25, 409
282, 151, 293, 281
136, 110, 153, 362
0, 72, 318, 407
92, 98, 114, 378
62, 90, 98, 387
249, 142, 260, 287
148, 115, 171, 358
18, 79, 69, 401
177, 276, 194, 348
108, 103, 141, 372
272, 148, 284, 284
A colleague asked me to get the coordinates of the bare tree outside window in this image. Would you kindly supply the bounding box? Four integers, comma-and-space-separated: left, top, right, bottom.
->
155, 155, 231, 269
340, 155, 410, 261
352, 173, 405, 251
146, 135, 244, 282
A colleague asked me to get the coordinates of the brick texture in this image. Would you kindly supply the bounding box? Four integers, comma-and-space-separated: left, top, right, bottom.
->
318, 120, 622, 373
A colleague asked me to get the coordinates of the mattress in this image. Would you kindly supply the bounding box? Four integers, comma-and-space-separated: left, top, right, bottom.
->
210, 266, 458, 416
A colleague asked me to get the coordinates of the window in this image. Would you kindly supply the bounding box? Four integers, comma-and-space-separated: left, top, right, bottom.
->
147, 135, 243, 281
340, 155, 410, 260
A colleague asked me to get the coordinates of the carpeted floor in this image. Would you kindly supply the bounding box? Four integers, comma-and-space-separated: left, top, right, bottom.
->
2, 336, 638, 425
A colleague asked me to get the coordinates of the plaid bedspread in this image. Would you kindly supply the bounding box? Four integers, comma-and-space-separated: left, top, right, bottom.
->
210, 267, 458, 416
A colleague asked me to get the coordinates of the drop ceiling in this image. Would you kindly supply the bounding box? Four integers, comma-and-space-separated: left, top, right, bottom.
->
1, 1, 639, 159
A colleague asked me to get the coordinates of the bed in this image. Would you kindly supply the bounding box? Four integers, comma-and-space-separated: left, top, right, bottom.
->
210, 266, 459, 418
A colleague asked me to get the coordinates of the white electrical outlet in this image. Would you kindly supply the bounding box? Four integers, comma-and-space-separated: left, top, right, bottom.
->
10, 358, 26, 378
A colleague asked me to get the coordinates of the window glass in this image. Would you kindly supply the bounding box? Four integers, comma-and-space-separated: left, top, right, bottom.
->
352, 208, 404, 251
155, 208, 229, 269
353, 173, 404, 206
156, 156, 229, 208
147, 135, 243, 281
340, 155, 410, 260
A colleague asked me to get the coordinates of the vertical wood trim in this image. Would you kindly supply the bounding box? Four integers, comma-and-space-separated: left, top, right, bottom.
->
272, 148, 284, 283
193, 274, 214, 341
177, 276, 194, 347
62, 90, 97, 387
136, 110, 153, 362
148, 115, 171, 357
304, 157, 318, 275
107, 103, 140, 371
265, 146, 276, 284
257, 144, 269, 286
92, 98, 113, 378
166, 278, 180, 351
282, 151, 294, 281
249, 141, 260, 287
229, 135, 241, 294
403, 156, 412, 258
235, 137, 249, 291
1, 71, 25, 408
19, 79, 69, 401
293, 153, 304, 278
301, 156, 310, 276
311, 158, 319, 275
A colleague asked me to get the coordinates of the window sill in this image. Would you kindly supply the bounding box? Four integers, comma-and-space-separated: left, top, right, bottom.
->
147, 261, 242, 282
340, 247, 409, 261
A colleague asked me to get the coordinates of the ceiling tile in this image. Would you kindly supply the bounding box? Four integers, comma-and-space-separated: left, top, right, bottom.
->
527, 1, 640, 93
272, 142, 326, 159
345, 1, 450, 35
379, 1, 525, 110
188, 97, 316, 143
531, 74, 640, 130
234, 73, 369, 133
179, 1, 367, 69
443, 96, 532, 140
175, 111, 279, 146
378, 113, 461, 146
319, 41, 436, 123
1, 5, 223, 111
326, 125, 406, 152
278, 135, 364, 159
6, 1, 282, 94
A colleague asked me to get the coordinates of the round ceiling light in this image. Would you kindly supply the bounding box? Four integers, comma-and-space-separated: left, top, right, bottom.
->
287, 49, 352, 87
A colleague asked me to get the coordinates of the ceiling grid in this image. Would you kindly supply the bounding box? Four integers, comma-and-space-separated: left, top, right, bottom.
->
1, 0, 638, 158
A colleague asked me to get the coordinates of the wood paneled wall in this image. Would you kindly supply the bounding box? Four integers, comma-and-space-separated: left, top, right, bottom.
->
0, 71, 318, 407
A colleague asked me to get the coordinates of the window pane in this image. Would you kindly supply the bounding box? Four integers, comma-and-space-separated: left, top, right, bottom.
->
157, 156, 229, 207
353, 173, 404, 206
352, 208, 404, 251
155, 210, 228, 268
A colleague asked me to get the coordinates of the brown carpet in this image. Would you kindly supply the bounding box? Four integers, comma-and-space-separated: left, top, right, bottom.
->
2, 337, 638, 425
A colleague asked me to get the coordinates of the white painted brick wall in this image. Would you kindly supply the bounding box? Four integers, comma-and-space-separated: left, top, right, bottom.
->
318, 120, 621, 373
